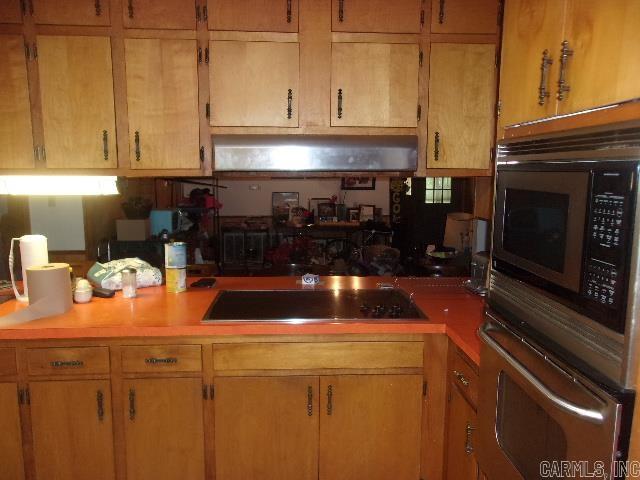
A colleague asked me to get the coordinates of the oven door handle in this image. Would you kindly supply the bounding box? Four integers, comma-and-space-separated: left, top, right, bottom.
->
479, 328, 605, 424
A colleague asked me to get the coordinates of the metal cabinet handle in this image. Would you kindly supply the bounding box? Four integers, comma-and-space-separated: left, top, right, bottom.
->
203, 5, 208, 21
97, 390, 104, 422
50, 360, 84, 368
434, 131, 440, 161
28, 0, 33, 15
144, 357, 178, 365
134, 131, 141, 161
286, 0, 292, 23
326, 384, 333, 415
338, 0, 344, 22
95, 0, 101, 16
454, 370, 470, 387
464, 423, 475, 454
196, 4, 201, 22
128, 0, 134, 18
307, 386, 313, 416
337, 89, 343, 119
557, 40, 573, 101
438, 0, 445, 24
102, 130, 109, 161
129, 388, 136, 420
538, 49, 553, 105
287, 89, 293, 119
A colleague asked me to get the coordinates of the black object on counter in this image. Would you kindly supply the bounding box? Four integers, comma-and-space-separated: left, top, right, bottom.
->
93, 287, 116, 298
190, 278, 217, 288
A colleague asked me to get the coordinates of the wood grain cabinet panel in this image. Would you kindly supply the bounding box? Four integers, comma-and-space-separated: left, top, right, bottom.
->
121, 345, 202, 373
125, 38, 200, 169
123, 378, 205, 480
214, 376, 319, 480
37, 35, 117, 168
331, 42, 420, 127
30, 380, 116, 480
430, 0, 499, 34
427, 43, 496, 169
208, 0, 299, 32
210, 40, 300, 127
123, 0, 196, 30
445, 383, 478, 480
0, 35, 34, 169
319, 375, 422, 480
559, 0, 640, 115
0, 383, 25, 480
26, 346, 110, 376
0, 0, 23, 23
331, 0, 422, 33
32, 0, 110, 26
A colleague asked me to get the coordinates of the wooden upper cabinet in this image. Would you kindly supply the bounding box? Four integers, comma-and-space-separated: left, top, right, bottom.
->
445, 383, 478, 480
0, 0, 23, 23
319, 375, 422, 480
427, 43, 496, 169
208, 0, 299, 32
331, 42, 420, 127
123, 378, 205, 480
498, 0, 565, 129
125, 38, 200, 169
558, 0, 640, 115
123, 0, 196, 30
210, 41, 300, 127
32, 0, 110, 25
430, 0, 499, 34
0, 35, 34, 169
29, 380, 116, 480
214, 376, 319, 480
37, 35, 117, 168
0, 383, 25, 480
332, 0, 422, 33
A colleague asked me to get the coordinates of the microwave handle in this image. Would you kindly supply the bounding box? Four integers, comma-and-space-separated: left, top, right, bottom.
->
479, 327, 605, 424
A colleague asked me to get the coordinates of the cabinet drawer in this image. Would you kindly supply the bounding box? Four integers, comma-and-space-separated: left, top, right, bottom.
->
0, 348, 17, 376
121, 345, 202, 373
451, 349, 479, 408
213, 342, 423, 371
27, 347, 110, 375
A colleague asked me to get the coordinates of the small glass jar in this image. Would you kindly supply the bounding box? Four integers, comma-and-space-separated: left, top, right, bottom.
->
121, 268, 137, 298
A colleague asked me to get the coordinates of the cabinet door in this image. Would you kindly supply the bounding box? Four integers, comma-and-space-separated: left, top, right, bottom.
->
427, 43, 496, 169
445, 384, 478, 480
332, 0, 422, 33
0, 383, 25, 480
30, 380, 115, 480
430, 0, 499, 34
331, 43, 419, 127
214, 376, 319, 480
210, 41, 299, 127
123, 0, 195, 30
209, 0, 298, 32
0, 0, 22, 23
32, 0, 110, 25
498, 0, 565, 128
123, 378, 205, 480
319, 375, 422, 480
125, 38, 200, 169
0, 35, 34, 169
558, 0, 640, 115
37, 35, 117, 168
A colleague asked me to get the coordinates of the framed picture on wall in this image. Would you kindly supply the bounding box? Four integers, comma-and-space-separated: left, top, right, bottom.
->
308, 197, 330, 215
318, 202, 337, 219
347, 208, 360, 223
341, 177, 376, 190
359, 204, 375, 222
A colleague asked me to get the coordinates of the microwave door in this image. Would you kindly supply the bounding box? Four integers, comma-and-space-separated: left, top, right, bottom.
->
493, 170, 589, 293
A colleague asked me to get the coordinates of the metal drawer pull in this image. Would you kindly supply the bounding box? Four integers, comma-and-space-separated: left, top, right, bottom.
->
287, 89, 293, 119
129, 388, 136, 420
134, 131, 141, 161
464, 423, 475, 454
307, 386, 313, 416
338, 0, 344, 22
95, 0, 101, 16
327, 384, 333, 415
144, 357, 178, 365
434, 131, 440, 161
50, 360, 84, 368
97, 390, 104, 422
337, 89, 343, 119
286, 0, 292, 23
438, 0, 445, 24
557, 40, 573, 101
128, 0, 134, 18
453, 370, 470, 387
479, 328, 605, 423
538, 49, 553, 105
102, 130, 109, 161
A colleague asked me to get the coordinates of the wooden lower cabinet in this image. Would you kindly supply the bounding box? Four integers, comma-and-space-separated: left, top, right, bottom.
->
29, 380, 116, 480
214, 376, 319, 480
123, 377, 205, 480
0, 382, 25, 480
445, 377, 479, 480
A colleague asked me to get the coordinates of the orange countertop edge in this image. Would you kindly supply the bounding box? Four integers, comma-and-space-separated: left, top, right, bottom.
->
0, 276, 485, 365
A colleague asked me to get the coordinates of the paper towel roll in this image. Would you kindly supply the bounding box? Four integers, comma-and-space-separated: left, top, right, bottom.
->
10, 234, 49, 302
0, 263, 72, 327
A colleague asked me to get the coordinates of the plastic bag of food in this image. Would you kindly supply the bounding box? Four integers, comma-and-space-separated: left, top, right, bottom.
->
87, 258, 162, 290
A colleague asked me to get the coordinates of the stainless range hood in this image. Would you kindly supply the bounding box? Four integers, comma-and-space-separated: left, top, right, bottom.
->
212, 135, 418, 172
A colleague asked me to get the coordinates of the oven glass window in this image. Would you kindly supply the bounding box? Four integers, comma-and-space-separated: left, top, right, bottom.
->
503, 188, 570, 272
497, 373, 567, 479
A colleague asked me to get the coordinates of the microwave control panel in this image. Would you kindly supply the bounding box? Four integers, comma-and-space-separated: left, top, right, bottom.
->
583, 169, 634, 308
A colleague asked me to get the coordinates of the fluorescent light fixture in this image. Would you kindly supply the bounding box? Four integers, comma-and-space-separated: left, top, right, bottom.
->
0, 176, 119, 196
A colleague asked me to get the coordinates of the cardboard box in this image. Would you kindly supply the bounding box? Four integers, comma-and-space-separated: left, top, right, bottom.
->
116, 219, 150, 241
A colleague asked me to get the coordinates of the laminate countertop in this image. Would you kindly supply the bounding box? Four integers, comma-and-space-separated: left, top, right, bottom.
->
0, 276, 485, 364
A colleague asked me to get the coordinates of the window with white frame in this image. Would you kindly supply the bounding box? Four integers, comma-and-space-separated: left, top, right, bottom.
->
425, 177, 452, 204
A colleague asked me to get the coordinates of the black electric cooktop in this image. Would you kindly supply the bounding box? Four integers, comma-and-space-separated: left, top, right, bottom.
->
202, 289, 427, 322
